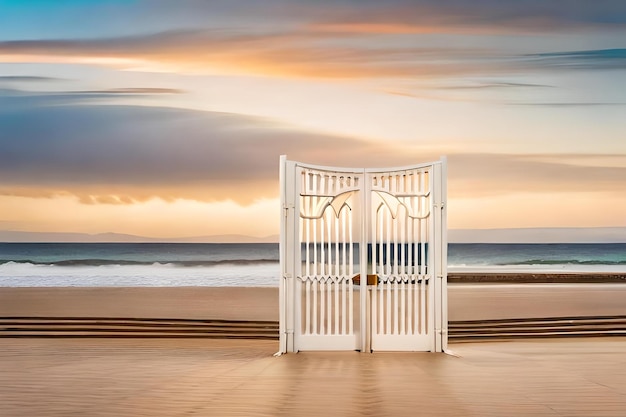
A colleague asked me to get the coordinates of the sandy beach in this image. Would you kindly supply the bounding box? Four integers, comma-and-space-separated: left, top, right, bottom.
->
1, 336, 625, 416
1, 278, 626, 416
1, 280, 626, 321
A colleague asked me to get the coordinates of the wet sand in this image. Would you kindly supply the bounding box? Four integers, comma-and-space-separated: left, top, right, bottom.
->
0, 287, 279, 321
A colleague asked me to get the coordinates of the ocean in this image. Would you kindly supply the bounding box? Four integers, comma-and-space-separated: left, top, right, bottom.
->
0, 243, 625, 287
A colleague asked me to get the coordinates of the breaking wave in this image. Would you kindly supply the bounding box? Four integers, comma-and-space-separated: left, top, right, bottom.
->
0, 259, 279, 267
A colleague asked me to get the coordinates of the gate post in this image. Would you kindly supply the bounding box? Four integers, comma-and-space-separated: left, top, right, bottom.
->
440, 157, 449, 352
360, 167, 369, 353
279, 155, 297, 353
432, 157, 448, 352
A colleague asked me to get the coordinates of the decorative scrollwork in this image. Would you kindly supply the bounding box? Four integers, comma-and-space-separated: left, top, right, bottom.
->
299, 190, 357, 219
373, 190, 430, 219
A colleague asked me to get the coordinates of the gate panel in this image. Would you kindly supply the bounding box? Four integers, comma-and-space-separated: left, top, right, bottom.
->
295, 165, 363, 350
367, 167, 433, 351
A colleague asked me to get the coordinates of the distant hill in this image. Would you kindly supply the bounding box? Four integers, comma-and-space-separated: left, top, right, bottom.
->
0, 231, 279, 243
1, 228, 624, 243
164, 234, 279, 243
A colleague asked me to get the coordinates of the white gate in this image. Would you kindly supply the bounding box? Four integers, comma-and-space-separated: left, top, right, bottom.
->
279, 156, 447, 352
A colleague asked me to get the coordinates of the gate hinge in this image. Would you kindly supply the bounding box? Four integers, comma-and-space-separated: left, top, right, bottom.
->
283, 204, 294, 217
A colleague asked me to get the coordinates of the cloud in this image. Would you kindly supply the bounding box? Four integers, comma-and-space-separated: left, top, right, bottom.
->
437, 82, 554, 90
524, 49, 626, 71
1, 93, 624, 205
134, 0, 626, 34
303, 0, 626, 33
0, 75, 64, 82
66, 88, 184, 95
0, 93, 394, 204
383, 82, 555, 103
1, 2, 625, 81
508, 102, 626, 107
0, 30, 501, 79
448, 153, 626, 197
2, 30, 622, 82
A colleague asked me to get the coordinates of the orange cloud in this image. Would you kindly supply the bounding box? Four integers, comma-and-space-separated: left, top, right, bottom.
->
0, 30, 507, 80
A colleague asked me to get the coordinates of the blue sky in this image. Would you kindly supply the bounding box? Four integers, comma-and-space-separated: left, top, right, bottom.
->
0, 0, 625, 239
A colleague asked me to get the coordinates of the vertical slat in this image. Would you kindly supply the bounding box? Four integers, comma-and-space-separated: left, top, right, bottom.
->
305, 172, 310, 278
419, 171, 425, 276
371, 196, 377, 277
385, 198, 391, 275
334, 184, 340, 278
313, 280, 318, 334
305, 280, 311, 334
334, 280, 339, 335
320, 279, 325, 335
320, 175, 326, 276
378, 274, 384, 334
392, 174, 399, 336
378, 207, 384, 277
406, 172, 413, 335
326, 277, 335, 334
372, 272, 378, 336
415, 172, 421, 334
408, 281, 413, 335
341, 207, 347, 335
393, 278, 399, 336
348, 202, 353, 276
341, 207, 346, 276
392, 174, 398, 277
386, 276, 392, 335
313, 174, 318, 277
305, 218, 310, 277
373, 179, 379, 338
400, 279, 406, 335
376, 201, 383, 335
422, 279, 426, 334
384, 188, 390, 337
348, 193, 353, 335
325, 203, 334, 335
413, 210, 422, 276
415, 276, 420, 334
348, 275, 353, 335
400, 176, 406, 276
328, 176, 333, 278
409, 170, 419, 335
341, 276, 347, 335
418, 170, 425, 335
327, 209, 332, 280
421, 246, 426, 333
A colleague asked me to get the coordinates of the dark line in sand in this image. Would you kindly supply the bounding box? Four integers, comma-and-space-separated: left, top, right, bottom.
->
448, 273, 626, 283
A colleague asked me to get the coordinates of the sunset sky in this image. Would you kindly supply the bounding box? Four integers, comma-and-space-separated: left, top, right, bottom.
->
1, 0, 625, 240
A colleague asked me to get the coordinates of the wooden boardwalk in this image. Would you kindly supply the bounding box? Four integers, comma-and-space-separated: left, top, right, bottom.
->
1, 337, 625, 416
